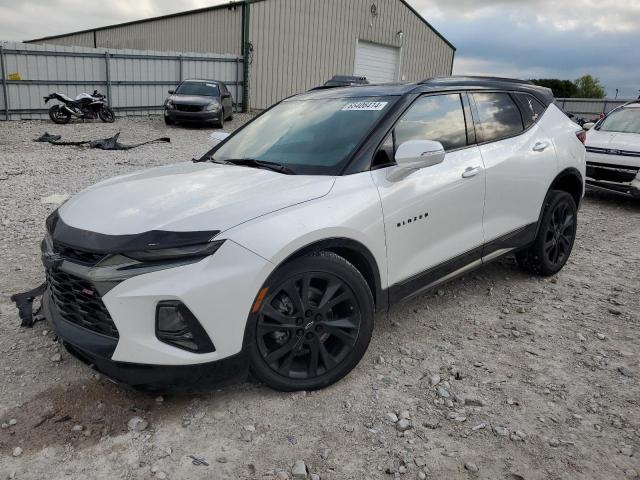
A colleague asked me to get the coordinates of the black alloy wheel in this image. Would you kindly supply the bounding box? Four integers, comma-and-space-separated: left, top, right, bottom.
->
248, 252, 374, 391
543, 199, 575, 267
517, 190, 578, 276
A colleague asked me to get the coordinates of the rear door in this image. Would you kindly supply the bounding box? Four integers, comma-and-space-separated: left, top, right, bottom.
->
470, 92, 558, 248
370, 93, 486, 300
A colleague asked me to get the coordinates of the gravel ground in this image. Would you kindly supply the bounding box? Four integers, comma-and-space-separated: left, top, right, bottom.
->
0, 116, 639, 480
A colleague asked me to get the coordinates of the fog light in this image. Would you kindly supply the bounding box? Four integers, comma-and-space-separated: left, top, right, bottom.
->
155, 301, 215, 353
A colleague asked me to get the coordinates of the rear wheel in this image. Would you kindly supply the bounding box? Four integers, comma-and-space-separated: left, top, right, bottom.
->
49, 105, 71, 124
248, 251, 374, 391
516, 190, 577, 276
98, 106, 115, 123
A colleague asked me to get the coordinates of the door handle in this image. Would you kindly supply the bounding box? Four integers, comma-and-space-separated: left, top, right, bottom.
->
532, 141, 550, 152
462, 166, 482, 178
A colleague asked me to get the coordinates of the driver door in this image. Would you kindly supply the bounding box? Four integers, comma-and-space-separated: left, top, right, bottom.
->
369, 93, 486, 301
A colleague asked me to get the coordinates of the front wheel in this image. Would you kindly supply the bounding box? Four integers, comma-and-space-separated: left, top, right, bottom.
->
516, 190, 577, 276
248, 251, 374, 391
98, 106, 115, 123
49, 105, 71, 124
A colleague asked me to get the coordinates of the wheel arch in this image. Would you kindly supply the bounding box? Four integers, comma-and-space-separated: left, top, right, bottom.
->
534, 167, 583, 238
549, 167, 584, 209
277, 237, 387, 314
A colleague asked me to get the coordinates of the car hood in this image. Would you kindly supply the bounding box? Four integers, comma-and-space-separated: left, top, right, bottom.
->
169, 95, 217, 105
586, 129, 640, 152
59, 162, 335, 235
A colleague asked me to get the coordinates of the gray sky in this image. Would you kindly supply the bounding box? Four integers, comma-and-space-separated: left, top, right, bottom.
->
1, 0, 638, 98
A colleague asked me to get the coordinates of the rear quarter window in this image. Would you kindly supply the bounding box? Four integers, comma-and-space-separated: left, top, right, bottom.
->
472, 92, 524, 143
513, 93, 547, 129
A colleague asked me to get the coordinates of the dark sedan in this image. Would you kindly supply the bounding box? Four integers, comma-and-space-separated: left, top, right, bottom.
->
163, 79, 234, 128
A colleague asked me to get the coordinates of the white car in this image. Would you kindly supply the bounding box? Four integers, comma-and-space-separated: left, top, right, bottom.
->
41, 77, 586, 392
584, 101, 640, 198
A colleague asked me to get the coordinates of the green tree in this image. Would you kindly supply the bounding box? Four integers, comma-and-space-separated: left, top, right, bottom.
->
573, 75, 606, 98
530, 79, 577, 98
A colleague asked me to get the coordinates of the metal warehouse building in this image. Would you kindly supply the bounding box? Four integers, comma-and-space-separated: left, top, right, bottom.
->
27, 0, 455, 110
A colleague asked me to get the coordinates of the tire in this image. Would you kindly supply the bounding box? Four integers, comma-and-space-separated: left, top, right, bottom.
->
98, 106, 115, 123
49, 105, 71, 124
516, 190, 577, 276
248, 251, 374, 391
215, 115, 224, 129
164, 113, 174, 125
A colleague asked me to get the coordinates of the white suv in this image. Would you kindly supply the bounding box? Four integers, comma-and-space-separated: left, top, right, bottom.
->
584, 101, 640, 198
41, 77, 586, 392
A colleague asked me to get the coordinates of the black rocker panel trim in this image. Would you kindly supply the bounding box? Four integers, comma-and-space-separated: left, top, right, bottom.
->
388, 222, 538, 306
47, 210, 219, 253
389, 246, 483, 305
482, 222, 537, 258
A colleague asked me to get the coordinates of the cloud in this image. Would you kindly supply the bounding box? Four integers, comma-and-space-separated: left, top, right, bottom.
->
410, 0, 640, 97
413, 0, 640, 34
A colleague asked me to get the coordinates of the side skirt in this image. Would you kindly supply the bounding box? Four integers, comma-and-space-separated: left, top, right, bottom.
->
387, 223, 537, 307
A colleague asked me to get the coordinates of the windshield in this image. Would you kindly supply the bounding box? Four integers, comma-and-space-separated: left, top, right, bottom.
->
597, 108, 640, 134
212, 96, 395, 175
175, 82, 220, 97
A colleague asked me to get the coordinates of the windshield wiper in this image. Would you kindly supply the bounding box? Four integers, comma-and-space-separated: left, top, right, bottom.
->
214, 158, 296, 175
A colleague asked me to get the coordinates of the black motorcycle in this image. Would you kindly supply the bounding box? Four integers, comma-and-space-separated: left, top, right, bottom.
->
44, 90, 115, 124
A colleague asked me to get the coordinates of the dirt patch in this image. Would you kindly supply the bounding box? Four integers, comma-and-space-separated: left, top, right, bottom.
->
0, 379, 172, 454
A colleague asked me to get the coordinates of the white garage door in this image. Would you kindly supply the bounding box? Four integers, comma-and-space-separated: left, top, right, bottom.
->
354, 41, 400, 84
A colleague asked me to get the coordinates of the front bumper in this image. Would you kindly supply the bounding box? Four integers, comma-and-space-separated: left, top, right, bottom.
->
585, 160, 640, 198
44, 291, 249, 392
43, 240, 274, 390
164, 108, 221, 123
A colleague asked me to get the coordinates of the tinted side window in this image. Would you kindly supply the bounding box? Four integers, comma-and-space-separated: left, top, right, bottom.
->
472, 93, 524, 143
513, 93, 546, 128
394, 94, 468, 151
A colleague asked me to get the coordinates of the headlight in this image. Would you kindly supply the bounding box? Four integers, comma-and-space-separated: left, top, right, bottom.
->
205, 101, 221, 112
166, 100, 175, 109
124, 240, 225, 262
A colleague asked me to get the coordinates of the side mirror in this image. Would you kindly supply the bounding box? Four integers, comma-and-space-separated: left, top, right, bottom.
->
395, 140, 446, 170
208, 131, 230, 146
582, 122, 595, 130
222, 92, 231, 98
168, 89, 175, 94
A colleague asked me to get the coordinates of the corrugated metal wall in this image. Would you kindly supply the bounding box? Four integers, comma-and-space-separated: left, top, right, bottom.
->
36, 31, 95, 48
33, 6, 243, 55
248, 0, 454, 108
556, 98, 634, 117
0, 41, 243, 120
95, 7, 243, 55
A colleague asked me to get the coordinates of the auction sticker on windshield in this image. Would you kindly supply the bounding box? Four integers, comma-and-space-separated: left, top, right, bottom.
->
342, 101, 388, 111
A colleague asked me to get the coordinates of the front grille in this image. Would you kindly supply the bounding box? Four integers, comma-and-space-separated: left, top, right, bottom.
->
587, 162, 639, 183
47, 268, 119, 338
53, 242, 105, 266
175, 104, 203, 112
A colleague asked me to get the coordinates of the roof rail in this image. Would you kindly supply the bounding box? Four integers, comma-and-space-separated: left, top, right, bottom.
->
418, 75, 533, 85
